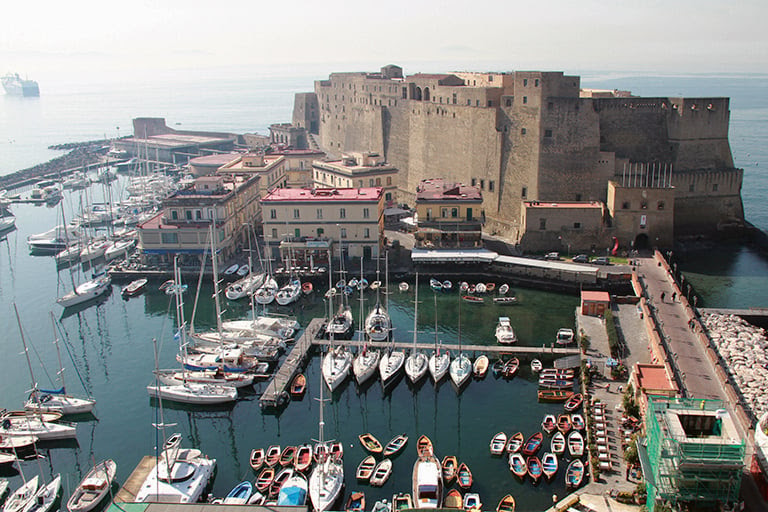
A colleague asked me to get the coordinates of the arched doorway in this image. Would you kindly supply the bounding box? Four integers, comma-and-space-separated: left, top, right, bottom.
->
634, 233, 650, 250
424, 87, 430, 101
414, 87, 422, 101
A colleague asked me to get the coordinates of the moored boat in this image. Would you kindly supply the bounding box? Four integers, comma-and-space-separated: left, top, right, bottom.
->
522, 432, 543, 456
255, 467, 275, 493
571, 413, 586, 431
473, 354, 489, 378
493, 296, 518, 305
537, 389, 574, 402
280, 446, 297, 467
392, 492, 412, 511
383, 434, 408, 457
490, 432, 507, 455
463, 493, 481, 511
250, 448, 265, 471
224, 481, 253, 505
369, 459, 393, 487
456, 462, 472, 489
122, 278, 148, 297
502, 357, 520, 379
416, 435, 433, 457
551, 432, 566, 455
568, 430, 585, 457
541, 414, 557, 434
565, 459, 585, 489
359, 433, 383, 454
411, 454, 442, 508
495, 317, 517, 344
505, 432, 524, 453
541, 452, 558, 480
346, 492, 366, 512
461, 295, 484, 304
441, 455, 457, 483
276, 472, 308, 506
294, 444, 313, 472
66, 459, 117, 512
356, 455, 376, 481
555, 328, 575, 345
508, 453, 527, 479
265, 445, 281, 467
290, 374, 306, 398
564, 392, 584, 412
496, 494, 515, 512
526, 456, 543, 482
557, 414, 572, 434
530, 358, 543, 372
444, 489, 462, 509
4, 476, 38, 512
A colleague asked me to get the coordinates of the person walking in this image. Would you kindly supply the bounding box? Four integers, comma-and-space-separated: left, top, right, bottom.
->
671, 291, 677, 302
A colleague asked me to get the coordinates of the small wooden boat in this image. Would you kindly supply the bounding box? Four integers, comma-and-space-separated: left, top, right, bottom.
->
369, 458, 393, 487
442, 455, 458, 483
541, 452, 558, 480
359, 433, 383, 454
279, 445, 297, 466
491, 359, 505, 378
530, 358, 543, 372
538, 378, 574, 389
551, 432, 566, 455
301, 282, 313, 295
497, 494, 516, 512
399, 282, 409, 292
356, 455, 376, 481
497, 283, 510, 295
442, 280, 452, 291
473, 355, 489, 378
541, 414, 557, 434
508, 453, 527, 479
265, 445, 281, 467
224, 264, 240, 276
237, 265, 250, 277
486, 282, 496, 292
290, 373, 306, 398
456, 462, 472, 489
346, 491, 366, 512
313, 442, 328, 463
429, 278, 443, 291
502, 357, 520, 378
444, 489, 462, 509
250, 448, 265, 470
416, 435, 433, 457
571, 413, 585, 431
526, 456, 543, 482
522, 432, 543, 456
247, 492, 266, 505
537, 389, 574, 402
392, 492, 413, 511
540, 368, 575, 379
255, 467, 275, 492
462, 295, 484, 304
294, 444, 312, 472
493, 296, 518, 305
329, 441, 344, 461
490, 432, 507, 455
564, 392, 584, 412
269, 467, 294, 497
224, 481, 254, 505
463, 493, 482, 511
557, 414, 572, 435
1, 409, 62, 423
383, 434, 408, 457
506, 432, 524, 453
65, 459, 117, 512
122, 278, 147, 297
158, 279, 174, 292
568, 431, 585, 457
565, 459, 585, 489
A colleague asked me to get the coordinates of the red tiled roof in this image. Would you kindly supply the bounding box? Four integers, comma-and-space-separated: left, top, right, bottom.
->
261, 187, 382, 202
525, 201, 603, 209
581, 291, 610, 302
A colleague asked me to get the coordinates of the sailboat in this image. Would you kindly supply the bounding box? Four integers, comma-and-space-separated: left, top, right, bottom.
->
24, 314, 96, 415
405, 273, 428, 383
225, 229, 266, 300
326, 243, 354, 339
3, 476, 39, 512
364, 254, 391, 341
353, 258, 380, 385
428, 292, 450, 383
308, 372, 344, 512
147, 258, 238, 405
379, 253, 405, 387
25, 474, 61, 512
449, 296, 472, 390
254, 241, 279, 305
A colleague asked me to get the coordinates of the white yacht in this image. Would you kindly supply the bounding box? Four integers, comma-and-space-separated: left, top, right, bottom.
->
25, 389, 95, 415
353, 346, 380, 386
27, 225, 82, 252
225, 272, 266, 300
495, 317, 517, 344
412, 455, 443, 509
146, 381, 237, 405
135, 444, 216, 503
405, 274, 428, 383
322, 346, 353, 392
56, 275, 112, 308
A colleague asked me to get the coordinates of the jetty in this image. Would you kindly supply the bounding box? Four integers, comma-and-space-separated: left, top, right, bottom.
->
311, 337, 581, 355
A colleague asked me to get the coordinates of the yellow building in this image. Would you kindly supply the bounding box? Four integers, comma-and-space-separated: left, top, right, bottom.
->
312, 152, 399, 206
261, 187, 384, 265
414, 178, 483, 249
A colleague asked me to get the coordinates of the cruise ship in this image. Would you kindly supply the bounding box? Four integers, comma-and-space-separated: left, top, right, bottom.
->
2, 73, 39, 96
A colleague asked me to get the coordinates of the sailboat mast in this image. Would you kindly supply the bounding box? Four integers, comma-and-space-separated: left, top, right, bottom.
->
173, 257, 188, 385
14, 304, 38, 397
209, 223, 223, 333
50, 313, 67, 393
413, 273, 419, 352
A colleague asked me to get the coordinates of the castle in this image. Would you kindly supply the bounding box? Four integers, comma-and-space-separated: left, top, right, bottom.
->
292, 64, 744, 250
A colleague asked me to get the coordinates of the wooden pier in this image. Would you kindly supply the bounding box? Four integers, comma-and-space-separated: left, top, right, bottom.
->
311, 338, 581, 356
258, 318, 323, 408
114, 455, 156, 503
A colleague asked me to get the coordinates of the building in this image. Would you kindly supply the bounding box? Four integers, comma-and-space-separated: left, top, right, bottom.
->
638, 396, 744, 511
267, 148, 326, 188
628, 363, 679, 414
312, 152, 398, 205
269, 123, 308, 149
260, 187, 384, 265
519, 201, 605, 253
187, 153, 242, 177
753, 412, 768, 501
137, 174, 261, 264
580, 290, 610, 316
294, 65, 744, 243
607, 178, 676, 250
414, 179, 483, 249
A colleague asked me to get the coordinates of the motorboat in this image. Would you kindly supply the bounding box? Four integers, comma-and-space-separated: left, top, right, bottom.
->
463, 493, 481, 511
221, 315, 299, 340
56, 275, 112, 308
66, 459, 117, 512
122, 278, 148, 297
411, 454, 442, 508
495, 317, 517, 344
0, 416, 76, 441
134, 442, 216, 503
104, 238, 136, 261
276, 472, 308, 506
27, 225, 82, 253
80, 238, 112, 262
429, 278, 442, 292
556, 328, 575, 345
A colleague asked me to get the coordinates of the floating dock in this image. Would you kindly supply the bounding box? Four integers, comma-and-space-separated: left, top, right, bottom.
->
114, 455, 156, 503
312, 338, 581, 355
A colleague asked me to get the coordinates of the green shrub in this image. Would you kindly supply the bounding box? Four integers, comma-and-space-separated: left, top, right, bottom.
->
605, 309, 620, 358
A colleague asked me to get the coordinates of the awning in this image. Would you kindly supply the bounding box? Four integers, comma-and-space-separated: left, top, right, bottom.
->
411, 248, 498, 263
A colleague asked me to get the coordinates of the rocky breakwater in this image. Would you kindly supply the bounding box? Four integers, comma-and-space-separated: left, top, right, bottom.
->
701, 311, 768, 418
0, 140, 107, 190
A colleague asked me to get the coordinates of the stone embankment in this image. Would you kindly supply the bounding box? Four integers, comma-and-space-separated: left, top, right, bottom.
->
0, 139, 109, 190
700, 311, 768, 418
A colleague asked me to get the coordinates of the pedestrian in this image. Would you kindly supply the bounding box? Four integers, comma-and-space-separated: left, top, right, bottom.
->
660, 291, 666, 302
671, 291, 677, 302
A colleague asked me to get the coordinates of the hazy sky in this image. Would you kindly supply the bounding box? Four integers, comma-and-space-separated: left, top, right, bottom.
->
3, 0, 767, 83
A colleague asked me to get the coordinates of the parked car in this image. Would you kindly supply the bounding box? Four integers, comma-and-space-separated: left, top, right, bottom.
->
572, 254, 589, 263
544, 252, 560, 260
593, 256, 611, 265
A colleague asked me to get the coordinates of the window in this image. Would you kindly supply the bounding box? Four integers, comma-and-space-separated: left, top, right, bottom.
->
385, 192, 392, 201
657, 201, 665, 210
544, 129, 552, 137
480, 179, 485, 189
575, 193, 582, 201
271, 228, 278, 239
294, 228, 301, 238
713, 184, 719, 192
293, 209, 300, 219
369, 179, 374, 186
539, 218, 546, 230
523, 96, 527, 104
451, 208, 458, 218
386, 177, 392, 185
340, 228, 347, 238
364, 228, 370, 238
548, 102, 553, 110
363, 208, 370, 219
522, 187, 527, 198
185, 210, 192, 220
641, 201, 648, 209
426, 208, 432, 220
375, 178, 381, 186
487, 100, 493, 107
506, 99, 512, 107
270, 209, 277, 219
171, 210, 178, 220
317, 227, 324, 236
195, 210, 202, 219
453, 93, 457, 105
523, 79, 528, 86
359, 180, 363, 187
489, 181, 495, 192
689, 184, 695, 192
622, 202, 630, 209
535, 79, 539, 87
317, 208, 323, 219
441, 207, 449, 218
161, 232, 178, 244
340, 208, 346, 219
471, 178, 477, 186
574, 222, 581, 229
521, 128, 526, 135
218, 230, 225, 242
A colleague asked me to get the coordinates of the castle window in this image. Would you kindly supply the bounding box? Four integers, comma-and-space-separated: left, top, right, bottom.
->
441, 207, 449, 217
523, 79, 528, 87
535, 79, 539, 87
641, 201, 648, 209
476, 100, 480, 106
575, 193, 582, 201
506, 99, 512, 107
523, 96, 528, 104
622, 202, 630, 209
713, 184, 719, 192
544, 129, 553, 137
385, 192, 392, 201
340, 228, 347, 238
657, 201, 665, 210
171, 210, 178, 220
539, 218, 546, 230
522, 187, 527, 198
402, 87, 407, 99
364, 228, 370, 239
375, 178, 381, 186
387, 177, 392, 185
521, 128, 526, 135
489, 181, 495, 192
369, 179, 374, 186
480, 180, 485, 189
467, 99, 472, 105
359, 180, 364, 187
451, 208, 458, 218
453, 93, 457, 104
489, 75, 493, 82
471, 178, 477, 187
294, 228, 301, 238
426, 208, 432, 220
186, 210, 192, 220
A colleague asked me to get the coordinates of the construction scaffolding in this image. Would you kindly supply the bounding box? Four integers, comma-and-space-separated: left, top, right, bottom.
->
642, 396, 745, 510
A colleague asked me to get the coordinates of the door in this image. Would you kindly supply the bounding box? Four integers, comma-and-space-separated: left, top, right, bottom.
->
466, 207, 473, 221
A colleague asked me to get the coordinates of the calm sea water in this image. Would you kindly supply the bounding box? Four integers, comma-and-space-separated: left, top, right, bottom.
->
0, 71, 766, 510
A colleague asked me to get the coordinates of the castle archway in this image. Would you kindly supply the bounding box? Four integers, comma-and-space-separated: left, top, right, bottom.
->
424, 87, 430, 101
414, 87, 422, 101
634, 233, 650, 250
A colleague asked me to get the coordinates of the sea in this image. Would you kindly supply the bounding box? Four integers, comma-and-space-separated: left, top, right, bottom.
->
0, 68, 767, 511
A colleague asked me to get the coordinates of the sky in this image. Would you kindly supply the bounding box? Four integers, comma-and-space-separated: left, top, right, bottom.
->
2, 0, 768, 84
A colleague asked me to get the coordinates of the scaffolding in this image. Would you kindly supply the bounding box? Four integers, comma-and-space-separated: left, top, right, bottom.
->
644, 396, 745, 510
